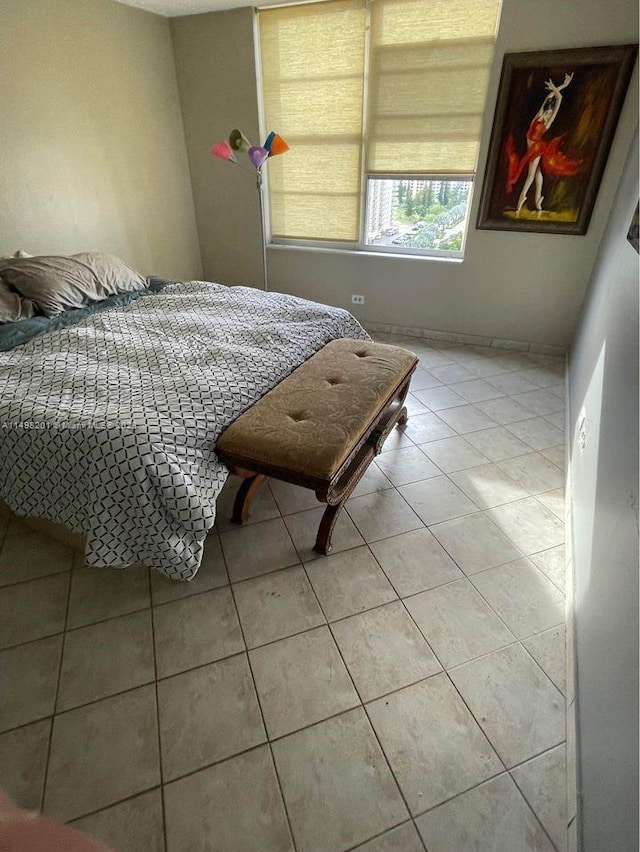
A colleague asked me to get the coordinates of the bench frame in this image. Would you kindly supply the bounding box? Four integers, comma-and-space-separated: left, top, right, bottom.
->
217, 366, 416, 555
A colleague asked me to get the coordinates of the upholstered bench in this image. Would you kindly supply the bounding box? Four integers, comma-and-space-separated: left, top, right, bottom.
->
216, 338, 418, 554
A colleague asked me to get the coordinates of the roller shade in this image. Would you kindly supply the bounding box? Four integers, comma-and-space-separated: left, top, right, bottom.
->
259, 0, 500, 239
367, 0, 501, 175
259, 0, 366, 241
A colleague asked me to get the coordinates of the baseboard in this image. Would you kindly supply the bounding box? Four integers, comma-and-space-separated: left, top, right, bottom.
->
365, 321, 566, 357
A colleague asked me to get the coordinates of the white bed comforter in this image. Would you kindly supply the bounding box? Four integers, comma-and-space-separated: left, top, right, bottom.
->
0, 281, 368, 579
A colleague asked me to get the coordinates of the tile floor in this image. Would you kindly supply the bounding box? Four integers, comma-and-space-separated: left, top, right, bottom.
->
0, 333, 569, 852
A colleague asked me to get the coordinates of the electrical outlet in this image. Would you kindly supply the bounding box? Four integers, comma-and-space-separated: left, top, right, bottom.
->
351, 295, 365, 305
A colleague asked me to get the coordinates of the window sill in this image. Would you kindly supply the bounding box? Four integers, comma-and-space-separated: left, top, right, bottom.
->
267, 243, 464, 264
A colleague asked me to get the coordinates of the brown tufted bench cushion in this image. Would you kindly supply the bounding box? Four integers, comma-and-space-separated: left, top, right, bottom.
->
216, 338, 418, 554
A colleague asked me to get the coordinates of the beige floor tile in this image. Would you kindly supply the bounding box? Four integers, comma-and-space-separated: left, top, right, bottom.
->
531, 545, 566, 593
485, 371, 544, 395
220, 517, 299, 582
164, 746, 293, 852
367, 675, 501, 814
409, 368, 442, 390
540, 444, 565, 469
475, 396, 537, 426
0, 573, 69, 649
416, 773, 554, 852
67, 565, 149, 629
463, 426, 532, 462
158, 653, 265, 780
543, 411, 565, 430
153, 586, 244, 678
404, 394, 430, 419
346, 489, 423, 542
332, 601, 441, 701
306, 546, 397, 622
511, 744, 567, 851
523, 625, 567, 694
44, 685, 160, 821
378, 426, 415, 453
512, 389, 564, 416
429, 512, 522, 575
0, 635, 62, 731
449, 645, 565, 768
450, 464, 529, 509
401, 411, 456, 443
369, 528, 462, 598
497, 453, 565, 495
524, 365, 565, 388
0, 720, 50, 810
355, 821, 424, 851
273, 708, 407, 851
414, 348, 456, 369
487, 498, 565, 554
58, 610, 155, 711
428, 363, 476, 384
505, 416, 565, 451
436, 404, 497, 434
460, 356, 511, 378
250, 626, 359, 738
419, 435, 489, 473
233, 565, 325, 649
537, 488, 565, 519
413, 385, 466, 411
405, 580, 515, 669
268, 479, 322, 515
151, 533, 227, 605
350, 463, 394, 497
0, 529, 73, 587
72, 789, 165, 852
449, 378, 505, 404
214, 474, 281, 531
472, 559, 565, 639
398, 476, 477, 526
374, 446, 441, 486
284, 506, 364, 562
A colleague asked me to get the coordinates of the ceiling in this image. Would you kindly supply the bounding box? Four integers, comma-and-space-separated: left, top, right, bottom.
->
113, 0, 264, 14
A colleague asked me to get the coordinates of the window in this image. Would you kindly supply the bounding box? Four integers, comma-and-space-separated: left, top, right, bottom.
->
258, 0, 501, 257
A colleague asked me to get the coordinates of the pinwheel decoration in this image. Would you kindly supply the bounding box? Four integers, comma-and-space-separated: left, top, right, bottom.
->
210, 129, 290, 292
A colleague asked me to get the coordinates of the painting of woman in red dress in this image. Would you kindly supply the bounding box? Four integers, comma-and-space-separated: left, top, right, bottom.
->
477, 45, 637, 234
504, 73, 582, 215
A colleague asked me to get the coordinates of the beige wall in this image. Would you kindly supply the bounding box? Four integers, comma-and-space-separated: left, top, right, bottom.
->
171, 8, 263, 287
172, 0, 638, 347
0, 0, 202, 280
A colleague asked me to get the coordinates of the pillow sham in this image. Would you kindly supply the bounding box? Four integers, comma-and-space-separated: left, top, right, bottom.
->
0, 279, 36, 324
1, 252, 146, 317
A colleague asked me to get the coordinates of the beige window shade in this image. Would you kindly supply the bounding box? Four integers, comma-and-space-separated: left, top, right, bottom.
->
259, 0, 366, 241
367, 0, 501, 175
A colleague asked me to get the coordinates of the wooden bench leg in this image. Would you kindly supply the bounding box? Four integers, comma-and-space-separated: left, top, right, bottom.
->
231, 473, 267, 524
314, 501, 344, 555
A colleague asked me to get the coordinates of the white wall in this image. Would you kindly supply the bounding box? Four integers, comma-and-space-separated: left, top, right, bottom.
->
567, 128, 639, 850
0, 0, 202, 280
173, 0, 638, 347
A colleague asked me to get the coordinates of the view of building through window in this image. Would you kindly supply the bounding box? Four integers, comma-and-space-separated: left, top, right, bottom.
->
365, 178, 472, 252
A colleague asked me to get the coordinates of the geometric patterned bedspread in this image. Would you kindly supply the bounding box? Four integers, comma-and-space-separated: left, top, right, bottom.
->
0, 281, 368, 580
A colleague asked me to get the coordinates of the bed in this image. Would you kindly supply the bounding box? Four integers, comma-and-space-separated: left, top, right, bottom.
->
0, 276, 368, 580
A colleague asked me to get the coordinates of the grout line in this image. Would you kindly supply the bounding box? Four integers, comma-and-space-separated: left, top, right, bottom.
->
40, 560, 73, 812
222, 534, 299, 852
147, 567, 168, 851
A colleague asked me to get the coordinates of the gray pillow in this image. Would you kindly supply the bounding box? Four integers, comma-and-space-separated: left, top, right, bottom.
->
1, 252, 146, 317
0, 279, 36, 324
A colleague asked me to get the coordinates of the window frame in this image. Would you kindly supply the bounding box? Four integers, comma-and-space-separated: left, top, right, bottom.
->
256, 3, 482, 261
